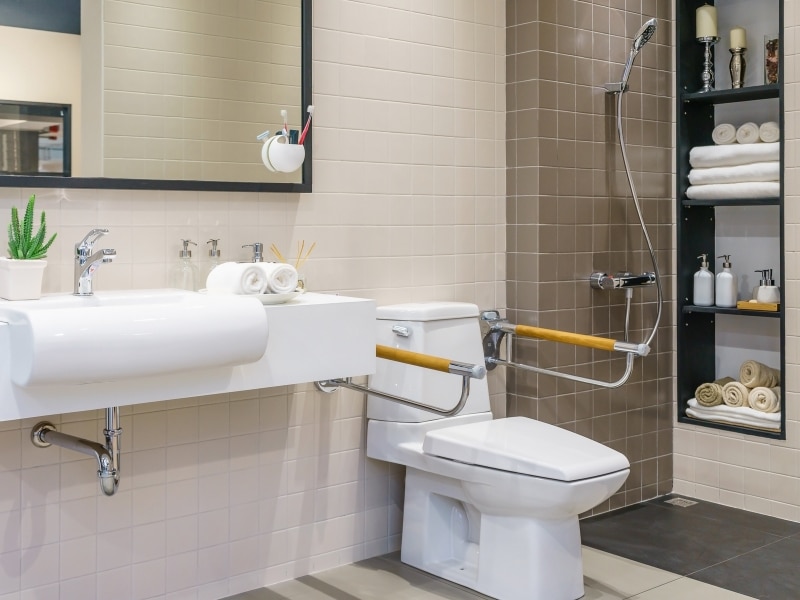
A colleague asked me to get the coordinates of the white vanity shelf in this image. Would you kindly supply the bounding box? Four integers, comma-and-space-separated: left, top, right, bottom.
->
0, 291, 376, 422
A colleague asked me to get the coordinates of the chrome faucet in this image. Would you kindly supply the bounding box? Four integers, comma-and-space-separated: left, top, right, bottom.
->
74, 228, 116, 295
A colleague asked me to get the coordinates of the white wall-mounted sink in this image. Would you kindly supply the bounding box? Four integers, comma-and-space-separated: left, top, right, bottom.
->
0, 289, 269, 386
0, 290, 376, 421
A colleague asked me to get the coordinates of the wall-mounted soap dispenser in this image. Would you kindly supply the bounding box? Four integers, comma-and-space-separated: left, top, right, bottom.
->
715, 254, 737, 308
170, 239, 199, 291
754, 268, 781, 303
693, 253, 714, 306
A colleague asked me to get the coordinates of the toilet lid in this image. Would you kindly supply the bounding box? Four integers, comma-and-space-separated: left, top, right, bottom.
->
422, 417, 630, 482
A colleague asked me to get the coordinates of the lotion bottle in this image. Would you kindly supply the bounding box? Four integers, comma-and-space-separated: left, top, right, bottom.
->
715, 254, 737, 308
693, 254, 714, 306
170, 239, 199, 291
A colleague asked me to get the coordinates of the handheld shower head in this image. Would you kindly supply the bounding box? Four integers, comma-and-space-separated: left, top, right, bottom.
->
606, 17, 658, 93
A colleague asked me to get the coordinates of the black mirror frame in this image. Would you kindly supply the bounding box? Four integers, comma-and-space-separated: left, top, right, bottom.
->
0, 0, 312, 194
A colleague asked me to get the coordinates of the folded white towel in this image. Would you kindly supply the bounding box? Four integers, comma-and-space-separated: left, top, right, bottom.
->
736, 122, 761, 144
688, 161, 780, 186
258, 262, 299, 294
759, 121, 780, 143
722, 381, 749, 408
686, 399, 781, 432
689, 143, 780, 168
739, 359, 781, 388
685, 181, 780, 200
712, 123, 737, 145
748, 386, 781, 413
205, 262, 268, 294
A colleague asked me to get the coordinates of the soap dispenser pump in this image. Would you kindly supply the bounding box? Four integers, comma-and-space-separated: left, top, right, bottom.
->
242, 242, 264, 262
715, 254, 737, 308
170, 239, 199, 291
693, 254, 714, 306
755, 268, 781, 304
204, 238, 222, 284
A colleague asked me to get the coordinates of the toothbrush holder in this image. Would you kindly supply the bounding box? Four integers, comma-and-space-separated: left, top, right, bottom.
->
261, 134, 306, 173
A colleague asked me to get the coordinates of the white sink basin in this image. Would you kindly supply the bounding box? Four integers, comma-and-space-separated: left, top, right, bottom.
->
0, 289, 268, 386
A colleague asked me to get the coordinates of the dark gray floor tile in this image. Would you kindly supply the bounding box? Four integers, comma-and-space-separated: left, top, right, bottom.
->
688, 534, 800, 600
580, 503, 782, 575
646, 495, 800, 538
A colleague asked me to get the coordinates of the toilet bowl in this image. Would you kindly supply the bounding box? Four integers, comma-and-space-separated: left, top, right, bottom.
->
366, 302, 630, 600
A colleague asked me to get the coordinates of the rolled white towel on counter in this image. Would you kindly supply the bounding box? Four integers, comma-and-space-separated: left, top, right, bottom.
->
722, 380, 749, 408
688, 161, 780, 186
736, 122, 761, 144
739, 359, 780, 388
712, 123, 737, 145
258, 262, 299, 294
747, 386, 781, 413
759, 121, 780, 143
685, 181, 780, 200
686, 399, 781, 432
205, 262, 269, 294
689, 142, 780, 168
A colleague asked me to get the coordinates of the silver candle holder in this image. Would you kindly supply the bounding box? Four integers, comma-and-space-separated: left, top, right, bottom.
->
729, 47, 746, 88
697, 36, 720, 92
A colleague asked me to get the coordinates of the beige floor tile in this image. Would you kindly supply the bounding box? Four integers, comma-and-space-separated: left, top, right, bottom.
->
628, 577, 758, 599
582, 547, 682, 599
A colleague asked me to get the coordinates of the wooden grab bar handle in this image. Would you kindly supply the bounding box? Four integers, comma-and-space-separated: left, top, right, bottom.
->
376, 345, 486, 379
507, 324, 649, 356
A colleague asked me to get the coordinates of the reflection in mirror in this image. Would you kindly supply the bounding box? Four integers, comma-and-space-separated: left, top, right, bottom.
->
0, 0, 310, 192
0, 101, 71, 176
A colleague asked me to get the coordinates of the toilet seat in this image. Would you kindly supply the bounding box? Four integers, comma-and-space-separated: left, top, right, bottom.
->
422, 416, 629, 482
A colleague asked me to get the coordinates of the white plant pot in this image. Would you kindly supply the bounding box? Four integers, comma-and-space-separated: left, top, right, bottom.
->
0, 257, 47, 300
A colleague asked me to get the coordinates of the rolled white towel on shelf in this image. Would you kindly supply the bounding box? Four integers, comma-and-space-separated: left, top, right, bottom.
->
739, 359, 780, 388
688, 161, 780, 186
685, 181, 780, 201
689, 142, 780, 168
712, 123, 737, 145
722, 380, 749, 408
747, 386, 781, 413
205, 262, 268, 294
258, 262, 299, 294
686, 399, 781, 432
759, 121, 780, 143
736, 122, 761, 144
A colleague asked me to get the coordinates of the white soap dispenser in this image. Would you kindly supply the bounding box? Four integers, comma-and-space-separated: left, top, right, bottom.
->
715, 254, 737, 308
170, 239, 199, 291
693, 253, 714, 306
755, 268, 781, 304
204, 238, 222, 285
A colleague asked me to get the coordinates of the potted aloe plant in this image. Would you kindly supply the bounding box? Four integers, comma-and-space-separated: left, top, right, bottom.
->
0, 194, 56, 300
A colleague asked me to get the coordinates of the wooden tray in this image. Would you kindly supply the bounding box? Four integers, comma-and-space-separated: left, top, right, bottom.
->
736, 300, 780, 312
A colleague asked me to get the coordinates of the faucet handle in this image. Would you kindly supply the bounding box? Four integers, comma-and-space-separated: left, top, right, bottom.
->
77, 228, 109, 251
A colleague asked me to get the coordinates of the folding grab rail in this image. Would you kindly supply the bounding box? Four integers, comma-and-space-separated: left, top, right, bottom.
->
481, 310, 650, 389
316, 344, 486, 416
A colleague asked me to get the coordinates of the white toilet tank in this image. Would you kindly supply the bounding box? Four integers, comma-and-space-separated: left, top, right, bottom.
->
368, 302, 491, 423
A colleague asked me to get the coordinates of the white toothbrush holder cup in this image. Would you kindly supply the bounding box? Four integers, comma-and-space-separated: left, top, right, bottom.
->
261, 134, 305, 173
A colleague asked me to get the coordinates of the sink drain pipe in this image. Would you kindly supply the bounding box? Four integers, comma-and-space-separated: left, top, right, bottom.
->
31, 406, 121, 496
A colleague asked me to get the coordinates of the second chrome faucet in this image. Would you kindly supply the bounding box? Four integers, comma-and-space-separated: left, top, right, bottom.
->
74, 228, 116, 295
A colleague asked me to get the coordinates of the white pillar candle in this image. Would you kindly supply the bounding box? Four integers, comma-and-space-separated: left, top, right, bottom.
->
730, 26, 747, 48
696, 5, 718, 38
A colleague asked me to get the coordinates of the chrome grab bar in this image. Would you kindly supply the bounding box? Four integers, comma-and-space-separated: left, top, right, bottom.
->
316, 344, 486, 416
481, 311, 649, 389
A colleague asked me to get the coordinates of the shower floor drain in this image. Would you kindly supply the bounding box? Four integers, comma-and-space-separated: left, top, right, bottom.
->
664, 497, 698, 508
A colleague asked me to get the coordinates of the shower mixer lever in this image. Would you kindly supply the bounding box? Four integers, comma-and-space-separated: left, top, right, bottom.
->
590, 271, 657, 290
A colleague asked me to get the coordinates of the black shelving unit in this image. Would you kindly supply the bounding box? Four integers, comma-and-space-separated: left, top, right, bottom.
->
676, 0, 785, 439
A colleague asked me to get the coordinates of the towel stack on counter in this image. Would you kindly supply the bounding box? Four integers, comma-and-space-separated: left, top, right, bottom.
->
205, 262, 299, 296
687, 360, 781, 432
686, 122, 780, 201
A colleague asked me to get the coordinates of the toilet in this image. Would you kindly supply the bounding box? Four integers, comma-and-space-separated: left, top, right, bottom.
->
366, 302, 630, 600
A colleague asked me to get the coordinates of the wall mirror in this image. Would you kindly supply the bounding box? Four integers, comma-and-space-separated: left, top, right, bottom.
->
0, 0, 311, 192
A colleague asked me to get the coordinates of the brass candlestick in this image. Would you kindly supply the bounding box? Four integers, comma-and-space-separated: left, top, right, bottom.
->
729, 48, 746, 88
698, 36, 720, 92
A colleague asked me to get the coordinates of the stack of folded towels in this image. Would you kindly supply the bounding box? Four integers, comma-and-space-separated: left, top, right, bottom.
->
686, 121, 780, 201
205, 261, 299, 295
687, 359, 781, 431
